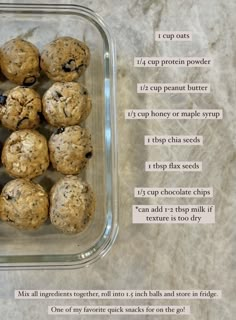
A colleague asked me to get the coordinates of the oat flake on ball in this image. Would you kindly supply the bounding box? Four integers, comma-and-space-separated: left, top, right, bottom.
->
40, 36, 90, 82
0, 38, 40, 85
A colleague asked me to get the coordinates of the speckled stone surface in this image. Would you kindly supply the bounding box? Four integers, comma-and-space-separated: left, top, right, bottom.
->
0, 0, 235, 319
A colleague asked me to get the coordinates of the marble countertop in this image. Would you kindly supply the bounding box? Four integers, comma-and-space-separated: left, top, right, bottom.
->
0, 0, 235, 319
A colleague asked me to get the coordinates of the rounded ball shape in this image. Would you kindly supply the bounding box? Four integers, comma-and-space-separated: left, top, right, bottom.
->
42, 82, 91, 127
0, 179, 48, 230
40, 36, 90, 82
50, 175, 95, 234
0, 38, 40, 85
0, 86, 42, 130
1, 129, 49, 179
49, 125, 93, 175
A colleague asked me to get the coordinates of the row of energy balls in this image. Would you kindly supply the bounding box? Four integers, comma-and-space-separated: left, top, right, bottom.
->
0, 36, 95, 234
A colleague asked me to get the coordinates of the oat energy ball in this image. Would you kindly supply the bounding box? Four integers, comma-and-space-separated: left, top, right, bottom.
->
40, 36, 90, 82
0, 179, 48, 230
50, 175, 95, 234
0, 38, 40, 85
49, 125, 93, 175
42, 82, 91, 127
2, 129, 49, 179
0, 86, 42, 130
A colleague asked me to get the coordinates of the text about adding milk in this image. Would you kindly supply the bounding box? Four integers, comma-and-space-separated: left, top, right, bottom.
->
133, 205, 215, 224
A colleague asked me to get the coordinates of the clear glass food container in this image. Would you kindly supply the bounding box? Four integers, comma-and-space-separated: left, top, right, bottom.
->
0, 3, 118, 269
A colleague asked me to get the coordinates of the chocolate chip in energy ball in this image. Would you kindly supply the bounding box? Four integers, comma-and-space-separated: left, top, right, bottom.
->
62, 59, 76, 72
5, 194, 14, 200
52, 91, 63, 100
85, 151, 93, 159
23, 76, 36, 86
55, 127, 65, 134
37, 111, 45, 122
0, 95, 7, 105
